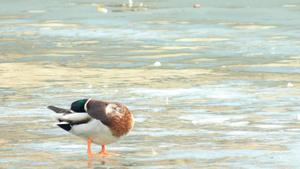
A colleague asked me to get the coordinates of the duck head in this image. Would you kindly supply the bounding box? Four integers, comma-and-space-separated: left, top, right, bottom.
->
71, 99, 89, 112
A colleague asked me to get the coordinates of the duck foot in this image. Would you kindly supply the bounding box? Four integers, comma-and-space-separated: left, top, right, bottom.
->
87, 138, 119, 158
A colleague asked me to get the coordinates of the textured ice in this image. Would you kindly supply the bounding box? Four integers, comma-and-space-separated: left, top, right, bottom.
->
128, 86, 256, 102
179, 114, 230, 124
255, 124, 286, 129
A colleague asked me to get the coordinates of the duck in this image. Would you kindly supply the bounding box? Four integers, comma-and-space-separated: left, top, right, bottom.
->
47, 99, 134, 158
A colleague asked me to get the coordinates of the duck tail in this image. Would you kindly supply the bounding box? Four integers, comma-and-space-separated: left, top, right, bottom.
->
47, 106, 72, 114
47, 106, 73, 131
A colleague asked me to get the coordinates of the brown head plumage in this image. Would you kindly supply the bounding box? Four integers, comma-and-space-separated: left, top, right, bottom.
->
86, 99, 134, 138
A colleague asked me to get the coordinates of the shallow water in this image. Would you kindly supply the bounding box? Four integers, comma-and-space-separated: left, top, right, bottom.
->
1, 0, 300, 168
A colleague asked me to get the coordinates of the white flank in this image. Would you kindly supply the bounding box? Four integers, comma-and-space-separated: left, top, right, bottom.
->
70, 119, 120, 145
51, 112, 91, 123
60, 113, 90, 122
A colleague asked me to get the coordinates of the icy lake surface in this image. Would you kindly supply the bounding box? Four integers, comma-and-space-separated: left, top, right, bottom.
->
1, 0, 300, 168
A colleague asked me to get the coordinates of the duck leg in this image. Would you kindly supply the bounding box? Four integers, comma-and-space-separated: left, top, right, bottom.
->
87, 138, 118, 158
99, 145, 119, 156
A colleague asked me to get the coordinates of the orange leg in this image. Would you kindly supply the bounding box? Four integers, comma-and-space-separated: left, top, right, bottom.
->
87, 138, 119, 158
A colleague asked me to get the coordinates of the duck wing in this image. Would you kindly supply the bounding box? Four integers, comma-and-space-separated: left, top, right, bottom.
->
48, 105, 92, 131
